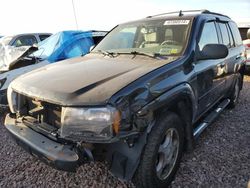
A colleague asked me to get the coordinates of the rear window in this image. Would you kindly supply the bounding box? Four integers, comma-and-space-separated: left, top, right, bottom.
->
229, 22, 243, 46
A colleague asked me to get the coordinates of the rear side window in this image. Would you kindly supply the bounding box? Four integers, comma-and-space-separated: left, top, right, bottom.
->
227, 24, 234, 47
229, 22, 243, 46
39, 35, 51, 41
218, 23, 230, 47
199, 22, 218, 50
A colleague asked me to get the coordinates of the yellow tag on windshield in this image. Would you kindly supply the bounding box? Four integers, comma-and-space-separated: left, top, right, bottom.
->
170, 49, 178, 54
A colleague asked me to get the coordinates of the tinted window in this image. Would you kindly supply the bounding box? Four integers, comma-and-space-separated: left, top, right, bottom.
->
219, 23, 230, 47
13, 35, 37, 47
39, 35, 51, 41
199, 22, 218, 50
229, 22, 243, 46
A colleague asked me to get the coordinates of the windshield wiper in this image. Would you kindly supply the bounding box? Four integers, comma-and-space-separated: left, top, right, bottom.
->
94, 50, 166, 59
97, 50, 117, 57
130, 51, 158, 58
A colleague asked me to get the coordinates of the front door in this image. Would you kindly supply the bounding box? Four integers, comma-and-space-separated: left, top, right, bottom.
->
195, 21, 227, 115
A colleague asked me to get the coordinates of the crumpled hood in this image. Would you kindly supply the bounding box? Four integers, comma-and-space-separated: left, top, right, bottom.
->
0, 45, 38, 71
10, 53, 177, 106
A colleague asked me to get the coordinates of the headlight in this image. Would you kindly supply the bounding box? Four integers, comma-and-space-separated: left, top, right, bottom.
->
60, 106, 121, 141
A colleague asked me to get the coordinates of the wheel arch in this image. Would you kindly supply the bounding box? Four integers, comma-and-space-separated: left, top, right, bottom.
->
138, 83, 197, 151
105, 83, 197, 181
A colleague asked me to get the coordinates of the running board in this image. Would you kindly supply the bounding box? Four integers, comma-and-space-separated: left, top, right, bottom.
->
193, 99, 230, 138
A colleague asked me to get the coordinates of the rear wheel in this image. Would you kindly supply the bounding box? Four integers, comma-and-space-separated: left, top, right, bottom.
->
133, 112, 184, 188
228, 76, 241, 108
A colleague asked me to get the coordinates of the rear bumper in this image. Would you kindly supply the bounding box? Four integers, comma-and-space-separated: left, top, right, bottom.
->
4, 114, 80, 172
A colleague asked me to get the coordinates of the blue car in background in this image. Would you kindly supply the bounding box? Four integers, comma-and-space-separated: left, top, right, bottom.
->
0, 30, 107, 113
33, 30, 106, 63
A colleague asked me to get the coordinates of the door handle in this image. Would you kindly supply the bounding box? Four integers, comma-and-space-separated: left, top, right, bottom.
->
236, 55, 241, 60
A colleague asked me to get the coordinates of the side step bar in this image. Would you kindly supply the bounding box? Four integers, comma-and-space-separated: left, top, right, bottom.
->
193, 99, 230, 138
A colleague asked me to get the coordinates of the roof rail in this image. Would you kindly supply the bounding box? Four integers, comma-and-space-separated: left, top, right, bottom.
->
146, 9, 230, 19
202, 10, 230, 18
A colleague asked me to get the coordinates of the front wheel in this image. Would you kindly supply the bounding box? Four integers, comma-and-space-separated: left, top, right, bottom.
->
133, 112, 184, 188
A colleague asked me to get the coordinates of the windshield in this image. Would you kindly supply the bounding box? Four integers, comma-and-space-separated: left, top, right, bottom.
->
93, 19, 191, 56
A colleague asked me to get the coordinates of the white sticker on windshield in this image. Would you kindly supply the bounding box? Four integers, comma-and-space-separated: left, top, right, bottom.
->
164, 20, 190, 25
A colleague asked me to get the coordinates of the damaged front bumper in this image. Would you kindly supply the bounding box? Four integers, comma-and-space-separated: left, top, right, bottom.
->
4, 114, 80, 172
5, 113, 147, 181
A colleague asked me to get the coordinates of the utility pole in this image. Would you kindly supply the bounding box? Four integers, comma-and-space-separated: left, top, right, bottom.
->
71, 0, 79, 30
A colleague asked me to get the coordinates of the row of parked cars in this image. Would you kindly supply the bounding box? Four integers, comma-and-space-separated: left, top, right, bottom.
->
0, 31, 107, 114
1, 10, 248, 187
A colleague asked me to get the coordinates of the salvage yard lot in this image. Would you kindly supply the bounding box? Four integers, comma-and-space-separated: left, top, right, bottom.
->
1, 77, 250, 188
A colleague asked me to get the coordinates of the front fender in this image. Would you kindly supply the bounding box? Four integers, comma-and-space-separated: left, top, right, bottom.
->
137, 83, 197, 123
105, 83, 197, 181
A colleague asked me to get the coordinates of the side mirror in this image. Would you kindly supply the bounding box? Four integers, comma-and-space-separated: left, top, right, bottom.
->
247, 29, 250, 39
197, 44, 228, 60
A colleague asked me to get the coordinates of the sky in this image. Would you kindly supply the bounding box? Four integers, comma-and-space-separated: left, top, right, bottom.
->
0, 0, 249, 35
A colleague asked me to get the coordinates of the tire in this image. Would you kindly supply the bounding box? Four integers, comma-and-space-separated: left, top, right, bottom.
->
133, 112, 184, 188
0, 108, 8, 125
228, 75, 241, 109
0, 111, 8, 125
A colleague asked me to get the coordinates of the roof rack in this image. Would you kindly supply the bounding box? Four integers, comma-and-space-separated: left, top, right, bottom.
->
202, 10, 230, 18
146, 10, 230, 19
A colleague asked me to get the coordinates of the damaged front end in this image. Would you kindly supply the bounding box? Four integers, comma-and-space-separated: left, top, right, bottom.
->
5, 86, 147, 179
0, 45, 38, 72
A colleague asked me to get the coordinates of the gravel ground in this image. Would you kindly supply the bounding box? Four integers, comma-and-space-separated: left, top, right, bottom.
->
1, 77, 250, 188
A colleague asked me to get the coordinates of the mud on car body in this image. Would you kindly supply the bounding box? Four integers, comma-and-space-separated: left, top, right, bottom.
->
5, 10, 245, 187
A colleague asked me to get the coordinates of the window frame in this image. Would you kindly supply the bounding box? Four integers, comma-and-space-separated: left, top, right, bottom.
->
217, 21, 233, 49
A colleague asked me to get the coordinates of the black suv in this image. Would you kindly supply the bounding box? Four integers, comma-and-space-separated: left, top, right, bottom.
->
4, 10, 245, 187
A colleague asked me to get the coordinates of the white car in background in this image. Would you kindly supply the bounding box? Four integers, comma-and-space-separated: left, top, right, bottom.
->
0, 33, 51, 47
244, 29, 250, 68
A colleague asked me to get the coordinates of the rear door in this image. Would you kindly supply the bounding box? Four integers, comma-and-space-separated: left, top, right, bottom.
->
217, 22, 239, 92
195, 21, 227, 115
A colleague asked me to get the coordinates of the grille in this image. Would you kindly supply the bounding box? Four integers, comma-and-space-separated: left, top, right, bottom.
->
19, 95, 62, 129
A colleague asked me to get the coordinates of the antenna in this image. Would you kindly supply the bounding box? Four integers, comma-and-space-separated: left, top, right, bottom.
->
179, 10, 183, 17
71, 0, 79, 30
